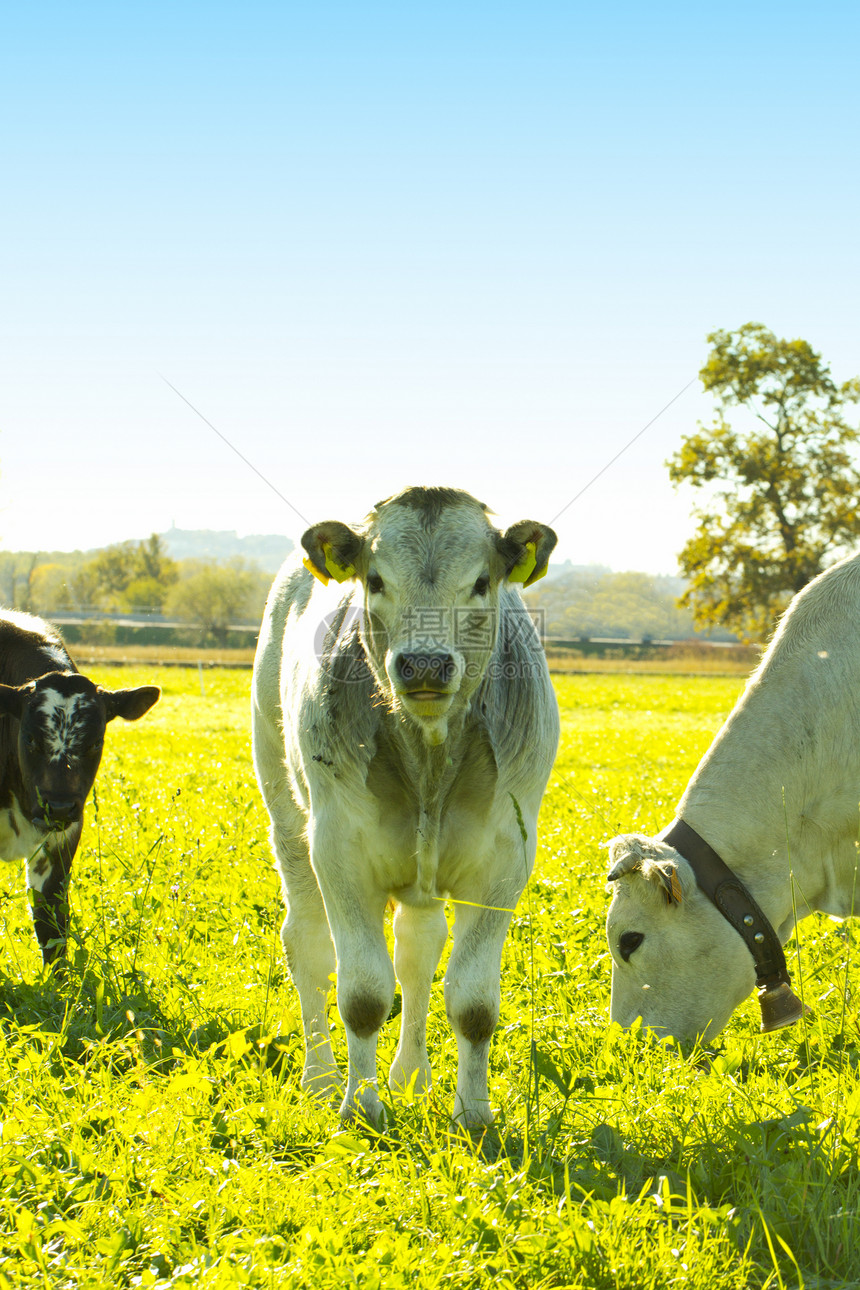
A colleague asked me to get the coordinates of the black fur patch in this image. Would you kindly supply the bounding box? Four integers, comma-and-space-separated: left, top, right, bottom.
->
456, 1001, 497, 1045
371, 487, 489, 529
342, 991, 391, 1038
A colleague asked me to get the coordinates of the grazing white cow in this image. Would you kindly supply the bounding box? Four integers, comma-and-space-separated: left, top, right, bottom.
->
252, 486, 559, 1126
606, 552, 860, 1042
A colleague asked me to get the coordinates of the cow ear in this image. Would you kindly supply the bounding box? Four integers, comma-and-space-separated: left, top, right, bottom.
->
498, 520, 557, 587
607, 835, 683, 906
302, 521, 365, 586
0, 683, 29, 720
607, 836, 644, 881
653, 859, 683, 906
100, 685, 161, 722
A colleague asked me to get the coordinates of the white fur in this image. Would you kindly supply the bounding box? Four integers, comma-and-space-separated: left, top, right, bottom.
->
0, 799, 74, 887
33, 690, 88, 761
607, 552, 860, 1041
0, 801, 47, 865
1, 609, 63, 643
41, 644, 70, 672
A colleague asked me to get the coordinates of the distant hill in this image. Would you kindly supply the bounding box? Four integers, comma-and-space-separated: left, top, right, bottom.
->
160, 527, 294, 572
542, 559, 611, 583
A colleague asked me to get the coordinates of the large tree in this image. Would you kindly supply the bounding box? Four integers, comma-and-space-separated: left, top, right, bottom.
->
74, 534, 178, 611
668, 323, 860, 638
165, 558, 269, 646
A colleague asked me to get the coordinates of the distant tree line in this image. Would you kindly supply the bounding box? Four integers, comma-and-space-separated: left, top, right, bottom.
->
0, 534, 272, 647
525, 567, 736, 642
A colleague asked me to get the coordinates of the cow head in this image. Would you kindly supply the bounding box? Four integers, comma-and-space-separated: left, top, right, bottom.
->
302, 486, 556, 746
605, 833, 757, 1041
0, 672, 161, 832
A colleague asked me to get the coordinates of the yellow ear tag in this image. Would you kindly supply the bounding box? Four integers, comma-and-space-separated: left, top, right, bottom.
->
508, 541, 537, 584
525, 560, 548, 587
303, 556, 330, 586
322, 543, 356, 584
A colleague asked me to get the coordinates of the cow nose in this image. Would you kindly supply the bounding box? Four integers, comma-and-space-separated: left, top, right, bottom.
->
395, 652, 455, 688
35, 799, 80, 828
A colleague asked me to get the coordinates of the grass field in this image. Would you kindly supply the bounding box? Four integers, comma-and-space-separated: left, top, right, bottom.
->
0, 667, 858, 1288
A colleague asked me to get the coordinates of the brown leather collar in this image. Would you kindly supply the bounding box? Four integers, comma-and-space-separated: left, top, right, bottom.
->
660, 818, 790, 993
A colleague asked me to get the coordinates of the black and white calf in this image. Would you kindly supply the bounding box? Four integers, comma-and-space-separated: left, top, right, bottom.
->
0, 610, 160, 965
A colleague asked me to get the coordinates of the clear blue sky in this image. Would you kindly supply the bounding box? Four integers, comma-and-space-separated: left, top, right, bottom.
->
2, 1, 858, 572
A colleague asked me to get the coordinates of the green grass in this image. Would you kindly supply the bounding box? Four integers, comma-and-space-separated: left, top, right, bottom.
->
0, 668, 858, 1287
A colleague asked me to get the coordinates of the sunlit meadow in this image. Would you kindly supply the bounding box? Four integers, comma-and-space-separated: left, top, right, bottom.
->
0, 667, 857, 1288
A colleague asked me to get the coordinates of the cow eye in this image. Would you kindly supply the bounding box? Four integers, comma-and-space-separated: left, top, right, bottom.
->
367, 573, 384, 595
27, 738, 40, 755
472, 574, 490, 597
619, 931, 644, 963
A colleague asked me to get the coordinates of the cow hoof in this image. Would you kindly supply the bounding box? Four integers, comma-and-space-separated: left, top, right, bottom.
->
339, 1086, 388, 1130
451, 1102, 494, 1131
388, 1060, 432, 1102
301, 1067, 343, 1101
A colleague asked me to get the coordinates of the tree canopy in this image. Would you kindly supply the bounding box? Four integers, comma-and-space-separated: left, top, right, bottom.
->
165, 558, 270, 645
668, 323, 860, 638
72, 534, 178, 611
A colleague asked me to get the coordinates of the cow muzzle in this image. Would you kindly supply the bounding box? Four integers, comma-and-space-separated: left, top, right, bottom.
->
393, 651, 457, 704
31, 799, 82, 831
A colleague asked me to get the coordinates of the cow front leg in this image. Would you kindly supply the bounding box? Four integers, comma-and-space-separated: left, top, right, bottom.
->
389, 902, 448, 1100
444, 901, 514, 1129
26, 824, 80, 967
322, 888, 395, 1127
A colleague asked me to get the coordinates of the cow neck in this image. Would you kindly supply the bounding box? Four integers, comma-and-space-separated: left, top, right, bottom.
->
388, 707, 466, 802
659, 818, 808, 1033
384, 705, 470, 895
